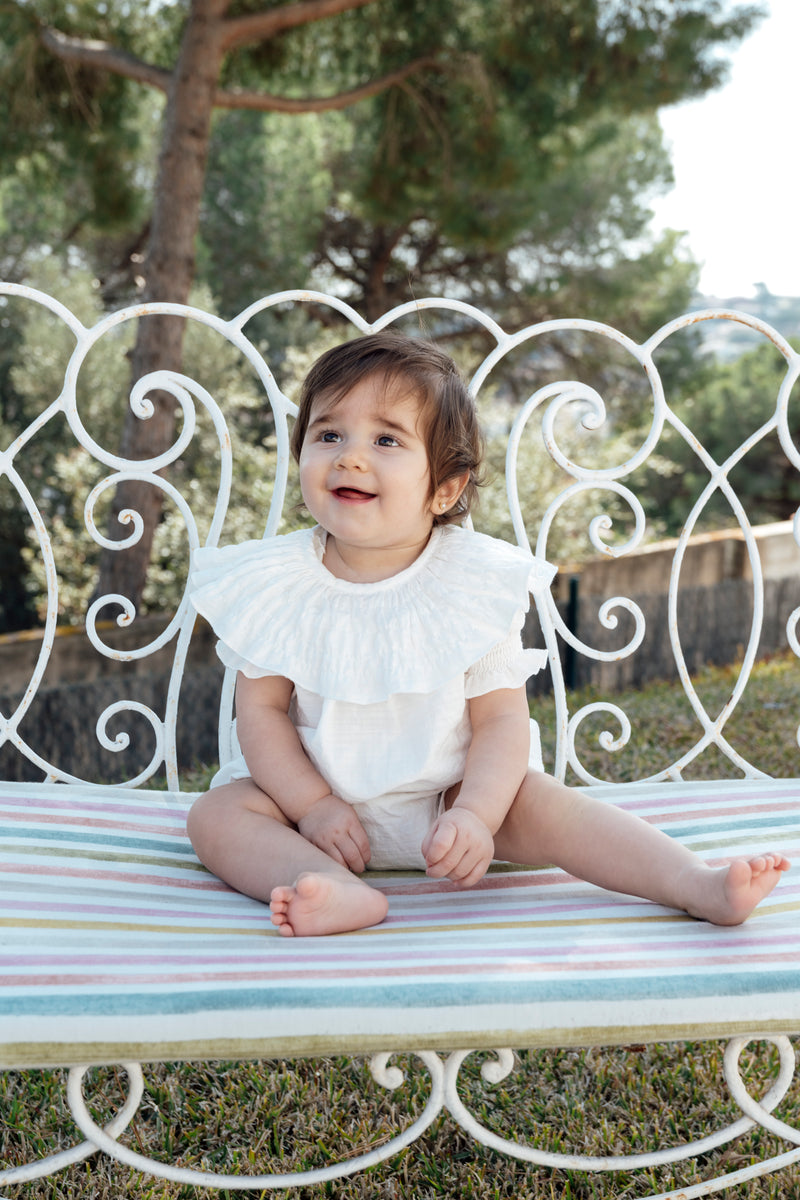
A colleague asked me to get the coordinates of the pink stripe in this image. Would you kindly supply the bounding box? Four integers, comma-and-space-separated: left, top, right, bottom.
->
382, 888, 800, 923
0, 794, 188, 820
379, 869, 568, 895
383, 897, 667, 922
1, 811, 185, 836
622, 802, 799, 823
1, 898, 265, 921
0, 861, 229, 890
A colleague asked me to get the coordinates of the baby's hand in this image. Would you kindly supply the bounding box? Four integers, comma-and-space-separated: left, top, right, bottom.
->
422, 808, 494, 889
298, 794, 371, 874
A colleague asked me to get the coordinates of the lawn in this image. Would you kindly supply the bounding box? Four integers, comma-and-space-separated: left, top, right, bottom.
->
2, 654, 799, 1199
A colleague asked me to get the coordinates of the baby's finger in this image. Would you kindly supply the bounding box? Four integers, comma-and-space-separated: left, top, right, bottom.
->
450, 854, 491, 890
441, 842, 477, 881
323, 841, 350, 869
427, 843, 470, 880
422, 819, 457, 868
348, 819, 371, 864
341, 835, 369, 875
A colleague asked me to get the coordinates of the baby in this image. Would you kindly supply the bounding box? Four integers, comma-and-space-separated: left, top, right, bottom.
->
188, 332, 789, 935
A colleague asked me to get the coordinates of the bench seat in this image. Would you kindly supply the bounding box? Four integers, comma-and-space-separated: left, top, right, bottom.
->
3, 778, 798, 1070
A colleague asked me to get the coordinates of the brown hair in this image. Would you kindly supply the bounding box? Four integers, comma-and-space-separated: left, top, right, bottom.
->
290, 331, 484, 523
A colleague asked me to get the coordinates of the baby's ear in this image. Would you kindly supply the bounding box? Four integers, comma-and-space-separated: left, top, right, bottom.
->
432, 471, 470, 515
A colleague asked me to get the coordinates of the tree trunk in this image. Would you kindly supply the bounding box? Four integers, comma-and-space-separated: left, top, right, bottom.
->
362, 225, 405, 323
92, 2, 224, 615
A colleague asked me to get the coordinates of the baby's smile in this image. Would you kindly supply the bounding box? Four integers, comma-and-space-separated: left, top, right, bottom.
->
333, 486, 377, 503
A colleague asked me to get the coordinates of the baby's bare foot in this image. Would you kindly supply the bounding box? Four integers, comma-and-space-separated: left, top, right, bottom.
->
270, 871, 388, 937
687, 853, 790, 926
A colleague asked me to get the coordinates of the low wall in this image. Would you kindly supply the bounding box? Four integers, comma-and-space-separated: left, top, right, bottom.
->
551, 520, 798, 602
529, 521, 800, 694
527, 576, 799, 696
0, 664, 224, 784
0, 617, 223, 784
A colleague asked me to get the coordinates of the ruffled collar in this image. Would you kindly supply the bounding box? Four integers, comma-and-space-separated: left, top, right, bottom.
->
308, 525, 444, 589
190, 525, 554, 704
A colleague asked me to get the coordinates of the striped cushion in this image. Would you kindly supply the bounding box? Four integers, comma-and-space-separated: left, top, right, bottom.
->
1, 779, 798, 1067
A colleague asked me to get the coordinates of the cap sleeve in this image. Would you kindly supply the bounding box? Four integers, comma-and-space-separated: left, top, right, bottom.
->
464, 613, 548, 698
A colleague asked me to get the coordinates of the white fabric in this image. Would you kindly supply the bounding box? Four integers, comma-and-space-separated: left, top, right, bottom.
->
211, 721, 546, 870
189, 525, 556, 868
190, 525, 555, 704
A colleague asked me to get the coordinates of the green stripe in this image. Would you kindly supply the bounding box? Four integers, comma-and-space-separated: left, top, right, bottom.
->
0, 842, 208, 873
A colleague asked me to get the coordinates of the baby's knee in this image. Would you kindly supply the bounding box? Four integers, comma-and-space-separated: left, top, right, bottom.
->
186, 787, 224, 853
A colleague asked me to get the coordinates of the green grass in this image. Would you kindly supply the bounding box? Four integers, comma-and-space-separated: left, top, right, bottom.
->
2, 1046, 798, 1199
2, 655, 799, 1199
532, 651, 800, 783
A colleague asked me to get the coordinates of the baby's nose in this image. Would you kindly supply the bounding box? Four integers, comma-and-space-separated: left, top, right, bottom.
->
335, 440, 368, 468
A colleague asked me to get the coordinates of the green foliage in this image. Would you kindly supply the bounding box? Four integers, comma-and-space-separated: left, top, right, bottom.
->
198, 108, 346, 321
0, 2, 156, 240
312, 108, 701, 331
1, 0, 759, 319
0, 0, 770, 625
641, 336, 800, 536
308, 0, 756, 285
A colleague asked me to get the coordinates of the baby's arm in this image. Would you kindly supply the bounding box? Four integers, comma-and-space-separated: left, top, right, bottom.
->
235, 673, 371, 872
422, 685, 530, 886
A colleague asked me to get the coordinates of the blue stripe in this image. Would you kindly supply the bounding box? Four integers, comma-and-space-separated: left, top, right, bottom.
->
666, 816, 798, 838
4, 968, 800, 1017
0, 828, 194, 854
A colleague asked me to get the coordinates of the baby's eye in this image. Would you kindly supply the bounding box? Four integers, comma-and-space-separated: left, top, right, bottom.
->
319, 429, 341, 443
376, 434, 400, 447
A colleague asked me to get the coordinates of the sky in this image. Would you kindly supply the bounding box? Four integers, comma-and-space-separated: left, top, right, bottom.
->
651, 0, 798, 300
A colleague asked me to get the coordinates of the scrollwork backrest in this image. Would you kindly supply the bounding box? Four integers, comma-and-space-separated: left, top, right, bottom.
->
0, 284, 300, 788
474, 310, 800, 784
2, 285, 798, 790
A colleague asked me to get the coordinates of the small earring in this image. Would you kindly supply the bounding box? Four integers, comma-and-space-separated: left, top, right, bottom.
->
440, 501, 447, 511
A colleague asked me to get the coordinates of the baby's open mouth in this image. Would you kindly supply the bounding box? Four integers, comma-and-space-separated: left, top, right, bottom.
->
333, 487, 376, 501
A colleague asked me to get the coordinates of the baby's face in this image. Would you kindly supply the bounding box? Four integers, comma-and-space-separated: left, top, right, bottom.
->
298, 373, 442, 574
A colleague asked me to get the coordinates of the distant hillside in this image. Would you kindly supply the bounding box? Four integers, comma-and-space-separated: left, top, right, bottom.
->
691, 287, 800, 361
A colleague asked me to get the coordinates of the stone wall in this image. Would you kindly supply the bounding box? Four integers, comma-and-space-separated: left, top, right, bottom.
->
0, 616, 223, 784
527, 521, 800, 694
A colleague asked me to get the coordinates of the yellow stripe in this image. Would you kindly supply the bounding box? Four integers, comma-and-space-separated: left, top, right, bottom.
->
1, 843, 207, 871
353, 912, 696, 936
0, 917, 271, 936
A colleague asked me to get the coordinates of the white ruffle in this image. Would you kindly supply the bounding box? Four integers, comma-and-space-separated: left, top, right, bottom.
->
189, 525, 555, 704
465, 644, 549, 698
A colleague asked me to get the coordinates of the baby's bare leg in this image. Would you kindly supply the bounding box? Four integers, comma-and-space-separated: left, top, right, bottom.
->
493, 771, 789, 926
187, 780, 388, 936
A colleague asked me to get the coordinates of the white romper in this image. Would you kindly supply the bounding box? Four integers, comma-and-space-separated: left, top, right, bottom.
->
189, 524, 556, 870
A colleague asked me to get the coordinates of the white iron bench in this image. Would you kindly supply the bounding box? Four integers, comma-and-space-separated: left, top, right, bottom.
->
1, 283, 798, 1196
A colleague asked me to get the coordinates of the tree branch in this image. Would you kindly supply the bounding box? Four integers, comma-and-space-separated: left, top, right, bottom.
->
212, 55, 442, 112
218, 0, 378, 53
39, 25, 172, 93
39, 18, 441, 116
